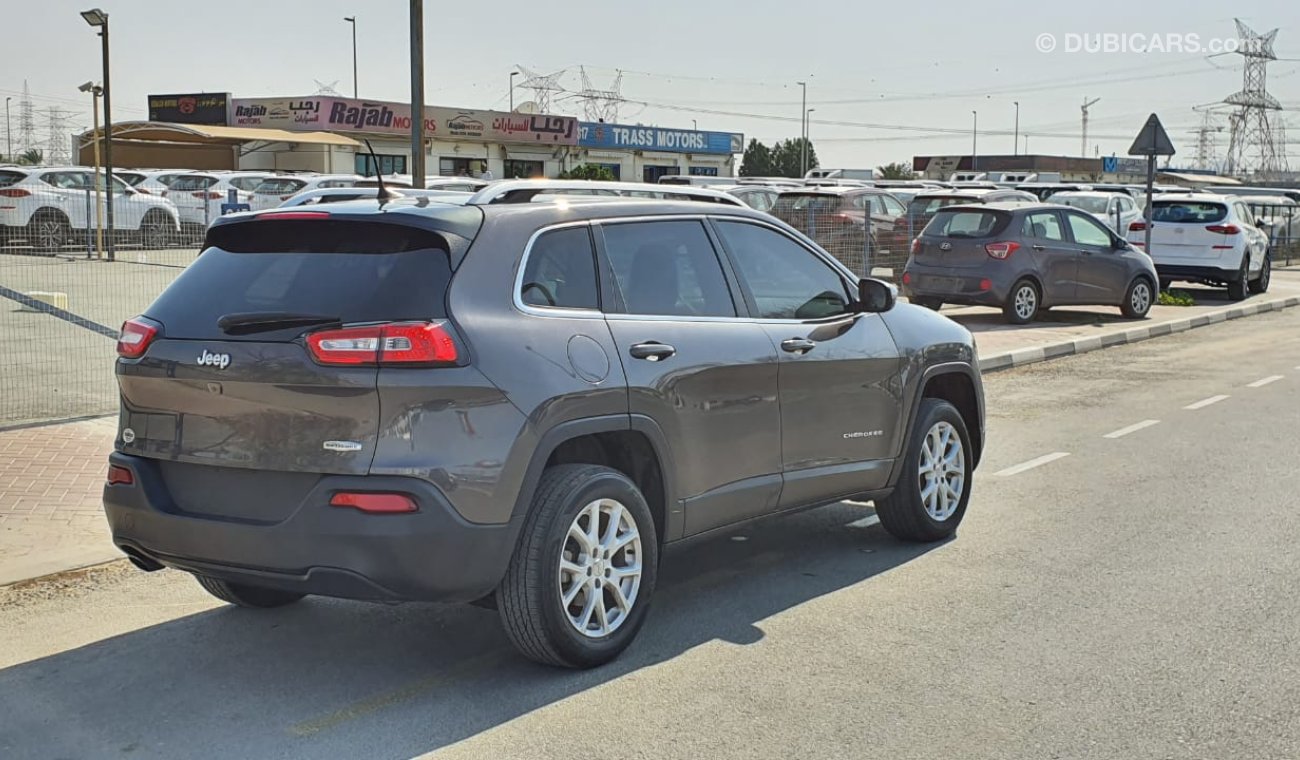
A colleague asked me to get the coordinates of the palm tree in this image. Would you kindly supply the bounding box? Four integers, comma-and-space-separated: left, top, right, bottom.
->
17, 148, 43, 166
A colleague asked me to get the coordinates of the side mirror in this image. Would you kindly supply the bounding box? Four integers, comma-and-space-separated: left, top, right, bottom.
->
856, 278, 896, 313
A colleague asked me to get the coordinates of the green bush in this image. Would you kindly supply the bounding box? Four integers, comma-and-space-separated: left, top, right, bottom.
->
558, 164, 617, 181
1157, 290, 1195, 307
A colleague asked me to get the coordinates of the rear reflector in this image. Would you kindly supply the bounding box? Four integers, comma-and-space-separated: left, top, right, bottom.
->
107, 465, 134, 486
307, 321, 458, 366
1206, 224, 1240, 234
117, 316, 160, 359
329, 492, 418, 513
901, 271, 912, 285
984, 241, 1020, 259
978, 278, 992, 291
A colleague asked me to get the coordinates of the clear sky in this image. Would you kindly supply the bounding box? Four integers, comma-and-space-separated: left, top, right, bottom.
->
5, 0, 1297, 170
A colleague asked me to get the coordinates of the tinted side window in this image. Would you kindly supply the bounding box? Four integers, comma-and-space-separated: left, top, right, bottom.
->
1066, 212, 1113, 247
602, 221, 735, 317
716, 221, 851, 320
520, 226, 599, 310
1022, 212, 1065, 241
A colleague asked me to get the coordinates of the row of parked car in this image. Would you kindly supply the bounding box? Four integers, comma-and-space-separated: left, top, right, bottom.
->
0, 166, 491, 250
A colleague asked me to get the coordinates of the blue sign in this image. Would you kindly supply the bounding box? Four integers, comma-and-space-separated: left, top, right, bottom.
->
1103, 156, 1118, 173
579, 122, 743, 155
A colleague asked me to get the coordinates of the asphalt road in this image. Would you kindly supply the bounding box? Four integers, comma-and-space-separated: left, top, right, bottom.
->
2, 308, 1299, 759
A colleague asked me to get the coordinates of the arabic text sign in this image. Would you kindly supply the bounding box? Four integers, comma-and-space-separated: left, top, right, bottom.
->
148, 93, 229, 125
578, 123, 742, 154
229, 97, 578, 144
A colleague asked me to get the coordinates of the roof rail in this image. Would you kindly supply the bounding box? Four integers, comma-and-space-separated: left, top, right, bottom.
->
465, 179, 744, 207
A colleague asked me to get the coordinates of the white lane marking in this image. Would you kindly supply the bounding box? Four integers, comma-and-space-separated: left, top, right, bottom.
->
1247, 375, 1284, 388
846, 514, 880, 529
994, 452, 1071, 477
1184, 395, 1230, 410
1103, 419, 1161, 439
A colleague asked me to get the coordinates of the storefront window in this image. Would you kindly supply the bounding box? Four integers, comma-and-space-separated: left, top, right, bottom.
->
439, 158, 489, 178
592, 163, 621, 180
688, 166, 719, 176
355, 154, 407, 177
642, 165, 680, 183
504, 160, 545, 179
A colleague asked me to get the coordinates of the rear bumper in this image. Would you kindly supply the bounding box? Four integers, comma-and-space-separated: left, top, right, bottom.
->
1154, 263, 1243, 283
103, 452, 517, 603
902, 263, 1008, 306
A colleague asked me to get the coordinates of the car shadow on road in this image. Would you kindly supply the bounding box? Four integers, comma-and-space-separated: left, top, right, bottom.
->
0, 502, 945, 759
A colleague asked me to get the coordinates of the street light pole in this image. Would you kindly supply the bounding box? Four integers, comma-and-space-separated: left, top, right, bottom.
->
1014, 101, 1020, 156
344, 17, 358, 99
798, 81, 807, 177
971, 110, 978, 172
82, 8, 114, 261
79, 82, 105, 259
805, 108, 815, 169
409, 0, 425, 187
4, 97, 10, 159
509, 71, 518, 112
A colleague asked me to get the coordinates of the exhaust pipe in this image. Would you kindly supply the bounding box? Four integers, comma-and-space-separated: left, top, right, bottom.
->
121, 547, 164, 572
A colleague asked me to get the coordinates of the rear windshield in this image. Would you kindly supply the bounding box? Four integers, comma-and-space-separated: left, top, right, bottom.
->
773, 194, 842, 212
0, 171, 25, 188
228, 176, 269, 192
924, 209, 1008, 238
1151, 202, 1227, 223
147, 221, 453, 341
117, 172, 145, 186
1051, 195, 1109, 214
255, 178, 308, 194
169, 175, 219, 191
909, 195, 981, 216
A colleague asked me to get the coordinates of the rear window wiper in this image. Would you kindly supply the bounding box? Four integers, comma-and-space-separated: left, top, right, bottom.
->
217, 312, 342, 336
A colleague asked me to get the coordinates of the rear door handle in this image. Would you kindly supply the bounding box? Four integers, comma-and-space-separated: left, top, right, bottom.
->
780, 337, 816, 354
1031, 244, 1046, 251
629, 341, 675, 361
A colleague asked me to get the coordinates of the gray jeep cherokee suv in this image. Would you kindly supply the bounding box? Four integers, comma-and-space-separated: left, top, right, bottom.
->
103, 182, 985, 668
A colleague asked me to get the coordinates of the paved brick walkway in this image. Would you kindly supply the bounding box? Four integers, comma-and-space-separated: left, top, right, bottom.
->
0, 416, 119, 585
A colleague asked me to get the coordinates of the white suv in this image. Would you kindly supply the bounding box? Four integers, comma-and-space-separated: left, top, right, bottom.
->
1127, 193, 1271, 301
163, 172, 274, 234
249, 174, 361, 211
0, 166, 181, 251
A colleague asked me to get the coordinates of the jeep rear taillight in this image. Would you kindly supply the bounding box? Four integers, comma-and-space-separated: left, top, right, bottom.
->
117, 316, 160, 359
306, 321, 458, 366
984, 241, 1020, 259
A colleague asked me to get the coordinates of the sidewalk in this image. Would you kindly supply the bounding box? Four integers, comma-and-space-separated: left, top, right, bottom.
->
3, 270, 1299, 587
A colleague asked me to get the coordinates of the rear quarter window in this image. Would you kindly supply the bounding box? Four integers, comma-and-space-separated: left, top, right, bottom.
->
1151, 202, 1227, 223
923, 209, 1008, 237
0, 171, 26, 188
169, 176, 219, 191
256, 178, 308, 194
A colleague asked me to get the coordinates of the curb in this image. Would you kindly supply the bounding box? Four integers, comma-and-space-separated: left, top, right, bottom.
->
0, 557, 130, 594
978, 295, 1300, 373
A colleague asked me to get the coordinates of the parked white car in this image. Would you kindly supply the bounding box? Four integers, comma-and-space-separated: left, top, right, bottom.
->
0, 166, 180, 250
276, 187, 473, 207
1127, 193, 1271, 300
249, 174, 361, 211
1047, 191, 1142, 234
163, 172, 268, 233
354, 175, 489, 191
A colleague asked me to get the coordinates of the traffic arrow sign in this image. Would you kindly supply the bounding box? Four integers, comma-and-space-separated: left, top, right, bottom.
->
1128, 113, 1175, 156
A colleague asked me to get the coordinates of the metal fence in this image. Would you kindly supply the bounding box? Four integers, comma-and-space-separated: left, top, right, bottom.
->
0, 186, 207, 427
769, 203, 911, 280
1245, 201, 1299, 266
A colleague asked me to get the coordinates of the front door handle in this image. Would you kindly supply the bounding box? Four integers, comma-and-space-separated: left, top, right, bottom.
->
780, 337, 816, 354
629, 341, 675, 361
1079, 249, 1094, 255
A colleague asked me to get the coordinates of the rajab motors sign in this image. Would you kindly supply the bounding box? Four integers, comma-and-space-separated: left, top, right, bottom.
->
229, 96, 577, 145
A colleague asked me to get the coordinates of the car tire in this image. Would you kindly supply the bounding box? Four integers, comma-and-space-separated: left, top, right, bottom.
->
28, 210, 69, 253
498, 464, 659, 669
911, 297, 943, 311
875, 398, 973, 543
1227, 256, 1250, 301
195, 575, 305, 608
1002, 278, 1040, 325
1121, 277, 1154, 319
138, 209, 171, 249
1249, 252, 1271, 294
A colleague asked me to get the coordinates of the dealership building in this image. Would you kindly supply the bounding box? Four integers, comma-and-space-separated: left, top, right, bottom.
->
77, 92, 743, 181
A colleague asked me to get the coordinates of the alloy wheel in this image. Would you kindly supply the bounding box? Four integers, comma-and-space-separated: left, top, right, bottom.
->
1014, 285, 1037, 321
917, 421, 965, 522
1131, 281, 1151, 314
37, 216, 65, 250
558, 498, 643, 638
